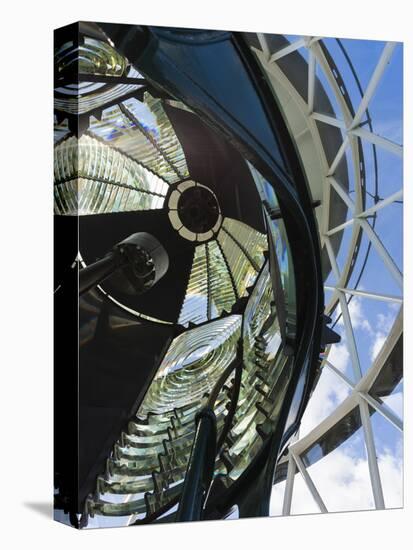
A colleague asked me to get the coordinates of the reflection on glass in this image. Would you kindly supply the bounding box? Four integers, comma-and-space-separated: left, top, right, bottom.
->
217, 218, 267, 298
89, 94, 189, 184
54, 117, 70, 144
178, 241, 237, 326
178, 245, 210, 326
54, 134, 168, 215
216, 261, 292, 485
55, 31, 304, 527
54, 37, 144, 115
55, 37, 129, 77
248, 162, 296, 340
145, 315, 241, 411
87, 315, 241, 520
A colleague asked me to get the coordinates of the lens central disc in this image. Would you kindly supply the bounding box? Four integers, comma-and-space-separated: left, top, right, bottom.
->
177, 185, 219, 233
167, 181, 222, 242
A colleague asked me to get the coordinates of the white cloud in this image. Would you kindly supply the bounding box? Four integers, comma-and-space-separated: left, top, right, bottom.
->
301, 299, 401, 436
299, 344, 351, 437
379, 449, 404, 508
299, 312, 353, 437
377, 311, 395, 333
270, 445, 403, 516
336, 296, 372, 334
370, 333, 386, 361
328, 339, 350, 374
382, 391, 403, 419
287, 298, 403, 516
369, 305, 400, 361
327, 296, 399, 370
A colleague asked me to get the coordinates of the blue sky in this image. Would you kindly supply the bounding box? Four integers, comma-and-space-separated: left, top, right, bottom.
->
271, 36, 403, 515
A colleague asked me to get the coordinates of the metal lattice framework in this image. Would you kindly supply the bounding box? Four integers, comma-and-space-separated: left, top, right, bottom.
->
252, 34, 403, 514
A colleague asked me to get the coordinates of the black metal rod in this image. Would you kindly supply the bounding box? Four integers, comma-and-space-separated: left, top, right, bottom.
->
79, 253, 124, 296
176, 352, 243, 522
176, 408, 217, 522
216, 358, 243, 451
